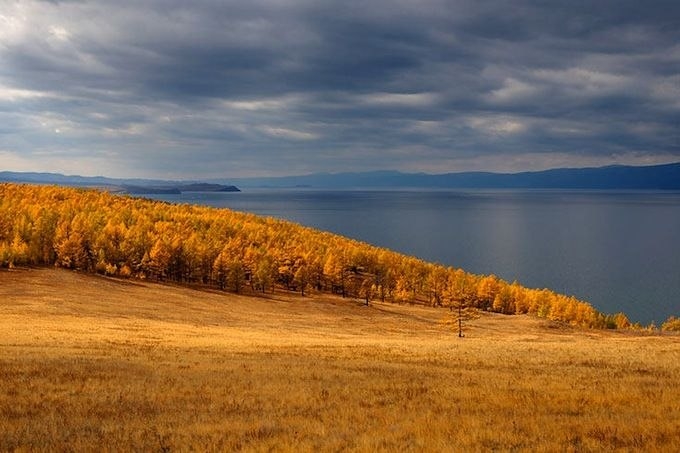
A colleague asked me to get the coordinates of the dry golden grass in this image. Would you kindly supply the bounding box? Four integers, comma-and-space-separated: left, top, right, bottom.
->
1, 268, 680, 452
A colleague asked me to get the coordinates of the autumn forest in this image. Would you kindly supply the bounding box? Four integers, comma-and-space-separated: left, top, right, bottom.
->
1, 183, 676, 330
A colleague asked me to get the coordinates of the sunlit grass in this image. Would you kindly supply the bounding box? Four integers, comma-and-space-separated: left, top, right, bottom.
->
2, 268, 680, 451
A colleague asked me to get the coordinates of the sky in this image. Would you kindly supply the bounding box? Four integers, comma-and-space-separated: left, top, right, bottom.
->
1, 0, 679, 179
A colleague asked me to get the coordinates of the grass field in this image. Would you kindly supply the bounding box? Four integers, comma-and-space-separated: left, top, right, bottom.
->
1, 268, 680, 452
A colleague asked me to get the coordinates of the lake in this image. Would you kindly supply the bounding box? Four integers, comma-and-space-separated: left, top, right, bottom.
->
150, 189, 680, 324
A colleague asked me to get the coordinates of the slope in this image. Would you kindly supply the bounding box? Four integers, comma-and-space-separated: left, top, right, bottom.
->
1, 268, 680, 451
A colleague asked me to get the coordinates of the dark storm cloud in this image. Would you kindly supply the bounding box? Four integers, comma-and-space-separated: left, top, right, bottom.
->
1, 0, 678, 178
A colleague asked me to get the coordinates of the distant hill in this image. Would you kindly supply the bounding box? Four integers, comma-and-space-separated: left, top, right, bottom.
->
121, 183, 240, 195
2, 162, 679, 191
0, 172, 239, 193
224, 162, 680, 190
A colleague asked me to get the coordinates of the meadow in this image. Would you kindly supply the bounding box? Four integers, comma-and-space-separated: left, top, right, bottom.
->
1, 268, 680, 452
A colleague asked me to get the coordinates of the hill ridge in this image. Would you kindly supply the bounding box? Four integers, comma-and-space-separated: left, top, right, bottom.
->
3, 161, 680, 190
225, 162, 680, 189
3, 182, 671, 330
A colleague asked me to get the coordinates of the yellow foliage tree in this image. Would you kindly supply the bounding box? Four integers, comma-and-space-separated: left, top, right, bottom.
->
0, 183, 644, 330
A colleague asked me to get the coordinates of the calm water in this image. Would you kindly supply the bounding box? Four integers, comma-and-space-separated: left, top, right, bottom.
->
151, 189, 680, 324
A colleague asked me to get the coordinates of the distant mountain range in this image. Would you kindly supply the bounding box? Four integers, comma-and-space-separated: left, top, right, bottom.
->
224, 162, 680, 190
2, 162, 679, 191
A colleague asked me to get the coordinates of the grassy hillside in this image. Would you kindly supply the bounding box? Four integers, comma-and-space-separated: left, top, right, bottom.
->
2, 268, 679, 451
1, 183, 641, 329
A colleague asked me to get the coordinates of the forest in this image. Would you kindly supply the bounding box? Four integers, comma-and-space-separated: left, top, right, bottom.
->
0, 183, 675, 330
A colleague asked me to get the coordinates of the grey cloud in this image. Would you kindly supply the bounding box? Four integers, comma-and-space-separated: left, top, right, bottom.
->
0, 0, 678, 178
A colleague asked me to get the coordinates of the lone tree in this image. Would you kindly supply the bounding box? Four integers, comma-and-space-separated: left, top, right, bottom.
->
443, 270, 480, 337
445, 300, 479, 337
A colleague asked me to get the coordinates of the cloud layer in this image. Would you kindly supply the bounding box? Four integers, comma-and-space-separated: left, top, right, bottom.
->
1, 0, 679, 178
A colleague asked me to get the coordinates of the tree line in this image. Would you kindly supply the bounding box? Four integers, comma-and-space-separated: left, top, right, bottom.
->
1, 183, 674, 331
